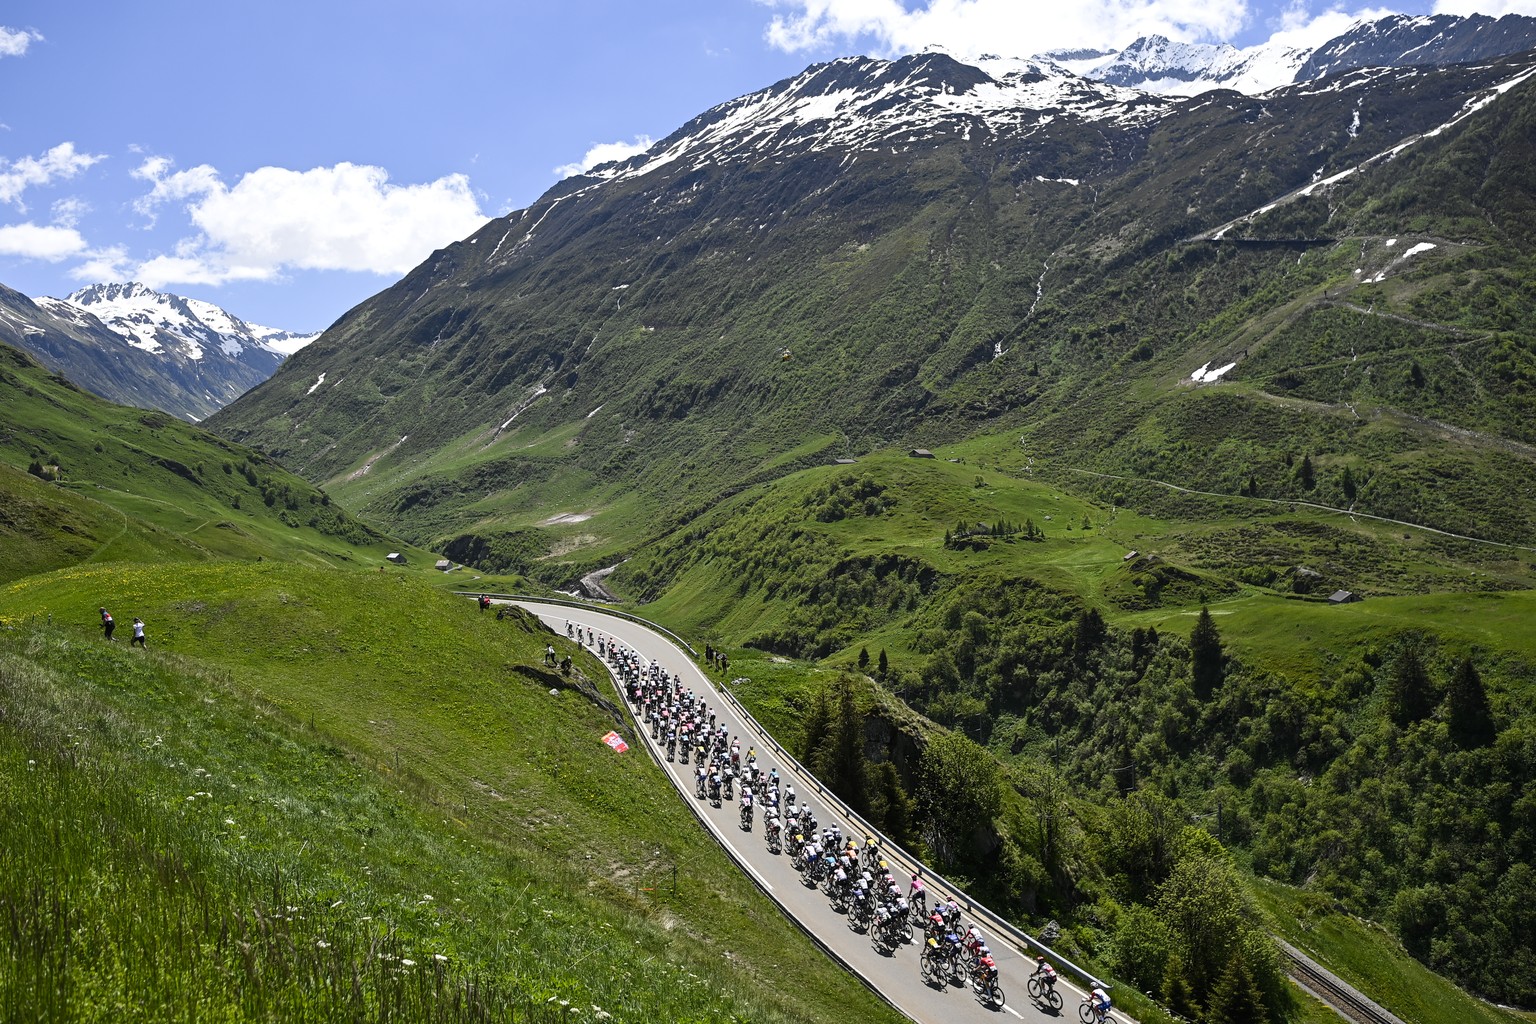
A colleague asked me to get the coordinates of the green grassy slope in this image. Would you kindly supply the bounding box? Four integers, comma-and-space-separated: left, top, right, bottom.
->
0, 562, 903, 1024
208, 58, 1536, 584
0, 340, 431, 580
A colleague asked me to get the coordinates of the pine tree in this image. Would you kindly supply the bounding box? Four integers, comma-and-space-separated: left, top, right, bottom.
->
1208, 953, 1269, 1024
1446, 656, 1496, 747
828, 675, 869, 814
877, 649, 889, 677
1341, 464, 1357, 502
857, 647, 870, 671
867, 760, 913, 844
1190, 607, 1225, 699
1163, 952, 1201, 1022
800, 686, 832, 765
1297, 454, 1315, 490
1074, 608, 1107, 665
1386, 643, 1436, 727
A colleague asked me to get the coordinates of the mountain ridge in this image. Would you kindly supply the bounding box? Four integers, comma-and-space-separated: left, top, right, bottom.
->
209, 42, 1536, 564
1, 281, 316, 422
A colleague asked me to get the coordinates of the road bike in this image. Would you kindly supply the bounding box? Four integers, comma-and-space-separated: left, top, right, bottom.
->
971, 967, 1005, 1010
1080, 997, 1118, 1024
919, 938, 946, 986
1027, 974, 1064, 1011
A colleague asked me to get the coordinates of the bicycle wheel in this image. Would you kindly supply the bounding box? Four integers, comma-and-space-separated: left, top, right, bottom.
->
1027, 977, 1042, 1000
1047, 989, 1063, 1011
1079, 1002, 1096, 1023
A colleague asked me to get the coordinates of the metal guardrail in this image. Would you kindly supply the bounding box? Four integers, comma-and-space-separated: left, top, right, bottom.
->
454, 591, 698, 658
709, 679, 1110, 993
489, 591, 1110, 996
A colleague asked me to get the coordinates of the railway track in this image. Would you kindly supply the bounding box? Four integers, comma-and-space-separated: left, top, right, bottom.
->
1276, 939, 1405, 1024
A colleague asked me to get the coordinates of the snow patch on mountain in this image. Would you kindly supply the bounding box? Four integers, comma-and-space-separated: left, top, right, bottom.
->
50, 282, 316, 362
574, 53, 1167, 191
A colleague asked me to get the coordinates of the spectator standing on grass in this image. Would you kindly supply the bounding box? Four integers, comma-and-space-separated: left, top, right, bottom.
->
100, 607, 115, 642
131, 617, 147, 648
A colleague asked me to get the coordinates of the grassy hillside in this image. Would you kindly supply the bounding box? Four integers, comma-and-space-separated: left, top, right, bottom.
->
601, 448, 1536, 1012
0, 562, 903, 1024
208, 58, 1536, 587
0, 340, 431, 581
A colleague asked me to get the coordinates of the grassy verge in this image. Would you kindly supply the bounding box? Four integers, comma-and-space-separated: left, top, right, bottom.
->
1252, 879, 1526, 1024
0, 563, 904, 1024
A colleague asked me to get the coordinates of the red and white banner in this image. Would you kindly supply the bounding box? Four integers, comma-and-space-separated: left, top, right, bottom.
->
601, 731, 629, 753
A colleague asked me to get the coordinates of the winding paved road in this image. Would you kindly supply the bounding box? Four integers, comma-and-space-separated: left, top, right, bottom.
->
514, 600, 1124, 1024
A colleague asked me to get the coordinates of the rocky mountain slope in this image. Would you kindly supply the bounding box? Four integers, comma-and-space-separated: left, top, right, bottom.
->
1051, 11, 1536, 94
0, 281, 314, 422
211, 38, 1536, 570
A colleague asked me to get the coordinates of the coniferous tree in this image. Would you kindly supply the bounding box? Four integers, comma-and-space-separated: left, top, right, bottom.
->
800, 686, 832, 766
867, 761, 913, 844
857, 647, 870, 672
1386, 643, 1436, 727
828, 675, 870, 814
877, 649, 889, 677
1208, 953, 1269, 1024
1341, 464, 1357, 502
1190, 607, 1225, 699
1297, 454, 1315, 490
1163, 952, 1201, 1022
1074, 607, 1107, 665
1446, 656, 1496, 747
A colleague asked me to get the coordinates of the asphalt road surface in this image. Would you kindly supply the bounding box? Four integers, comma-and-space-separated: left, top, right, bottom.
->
515, 600, 1122, 1024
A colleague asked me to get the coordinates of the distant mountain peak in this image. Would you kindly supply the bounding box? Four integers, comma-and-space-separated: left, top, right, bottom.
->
6, 281, 318, 422
56, 281, 316, 362
1030, 11, 1536, 96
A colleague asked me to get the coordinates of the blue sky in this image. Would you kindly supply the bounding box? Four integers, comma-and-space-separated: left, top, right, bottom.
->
0, 0, 1524, 332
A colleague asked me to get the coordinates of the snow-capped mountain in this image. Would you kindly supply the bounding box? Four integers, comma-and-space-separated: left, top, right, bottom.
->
44, 282, 316, 364
1296, 13, 1536, 81
561, 51, 1165, 194
1036, 11, 1536, 96
1, 281, 315, 422
1073, 34, 1312, 95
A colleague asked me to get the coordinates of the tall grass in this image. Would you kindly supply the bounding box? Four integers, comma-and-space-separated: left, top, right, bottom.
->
0, 604, 898, 1023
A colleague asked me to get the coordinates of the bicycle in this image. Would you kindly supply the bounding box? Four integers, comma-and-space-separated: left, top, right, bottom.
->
1080, 997, 1117, 1024
971, 966, 1005, 1010
1028, 974, 1064, 1011
919, 938, 946, 986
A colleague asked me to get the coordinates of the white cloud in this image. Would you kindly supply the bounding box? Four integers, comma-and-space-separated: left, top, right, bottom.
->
553, 136, 656, 178
0, 26, 42, 58
126, 160, 488, 287
0, 143, 105, 209
0, 222, 87, 261
50, 196, 89, 229
68, 246, 132, 283
1434, 0, 1536, 14
1263, 3, 1394, 49
131, 157, 223, 224
753, 0, 1253, 57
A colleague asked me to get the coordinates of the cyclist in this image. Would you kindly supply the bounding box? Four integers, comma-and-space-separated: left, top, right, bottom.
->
1033, 955, 1059, 989
975, 950, 999, 990
909, 872, 927, 913
964, 925, 986, 959
1089, 985, 1112, 1021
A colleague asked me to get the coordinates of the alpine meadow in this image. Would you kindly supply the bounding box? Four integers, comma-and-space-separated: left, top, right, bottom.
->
5, 13, 1536, 1024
